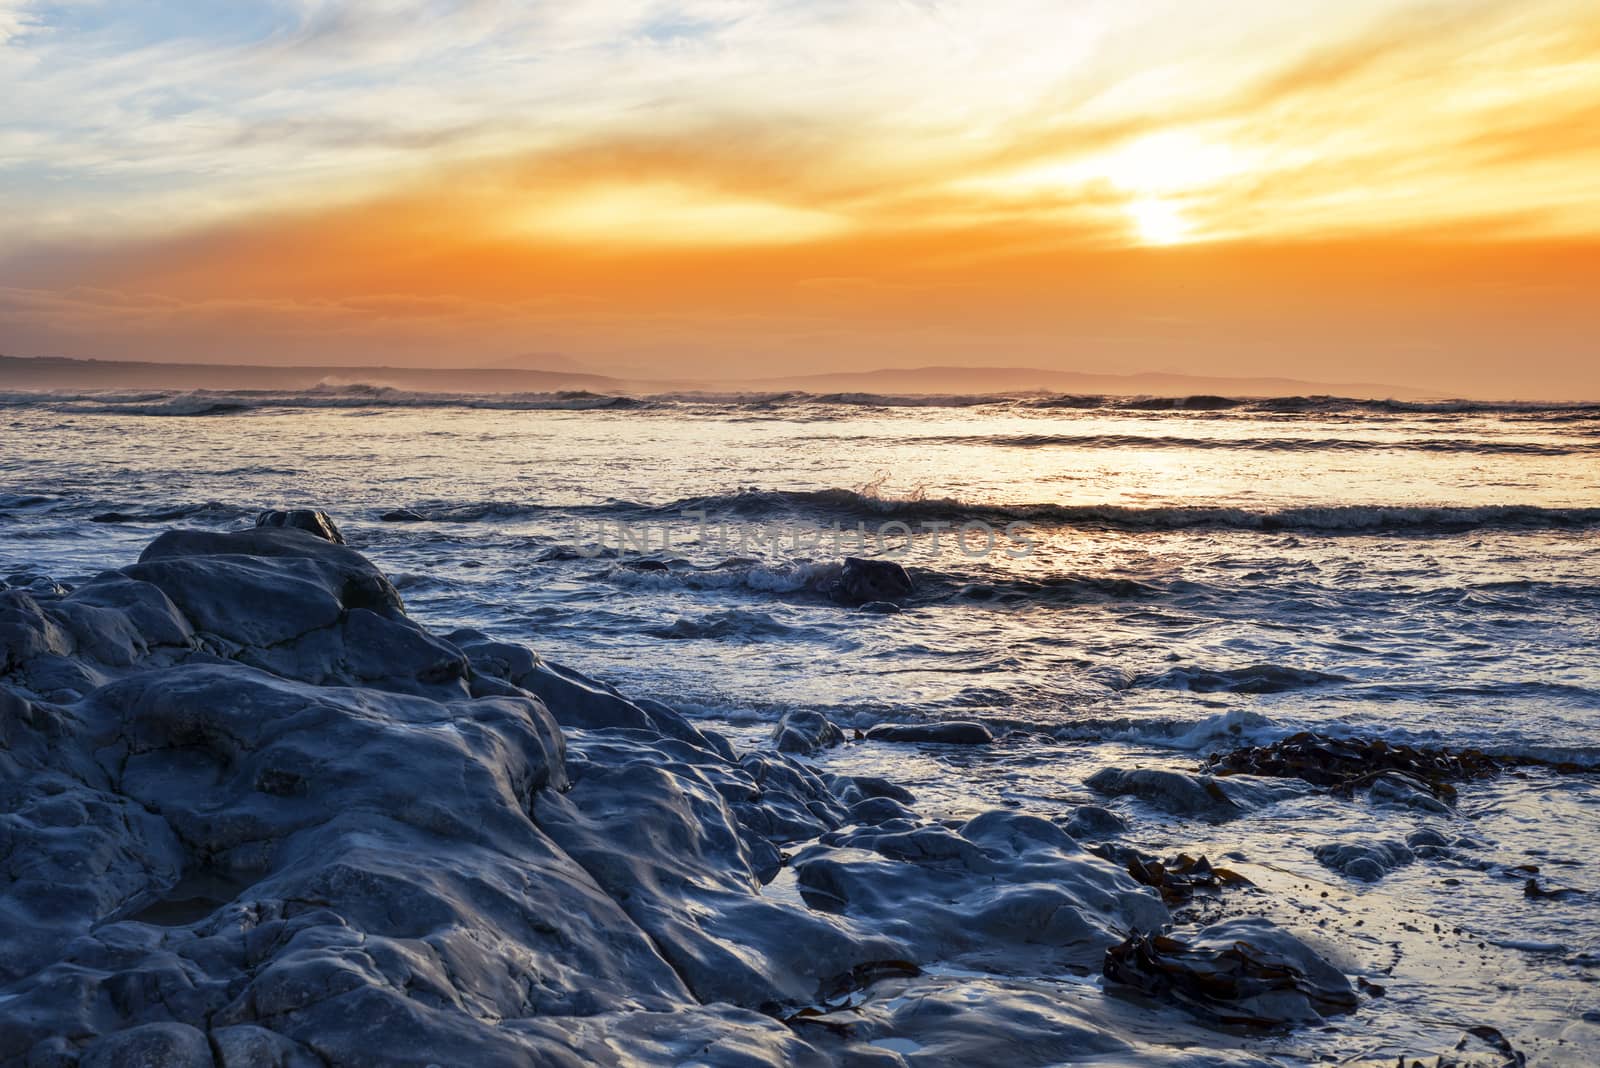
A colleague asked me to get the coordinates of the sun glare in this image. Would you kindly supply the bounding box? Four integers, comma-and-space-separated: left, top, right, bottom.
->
1129, 198, 1189, 245
1099, 132, 1244, 195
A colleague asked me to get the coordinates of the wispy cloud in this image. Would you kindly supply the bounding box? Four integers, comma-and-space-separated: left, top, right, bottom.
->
2, 1, 1598, 393
3, 0, 1596, 249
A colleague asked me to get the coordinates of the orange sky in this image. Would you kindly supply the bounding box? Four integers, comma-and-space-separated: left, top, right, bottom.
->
1, 0, 1598, 397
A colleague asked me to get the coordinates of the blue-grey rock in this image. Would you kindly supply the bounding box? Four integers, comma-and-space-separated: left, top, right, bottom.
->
79, 1022, 214, 1068
847, 796, 917, 825
255, 508, 345, 544
832, 558, 914, 606
1314, 840, 1415, 881
1063, 804, 1128, 839
1084, 766, 1303, 819
866, 720, 992, 745
773, 709, 846, 754
826, 774, 916, 806
0, 524, 1231, 1066
792, 811, 1167, 973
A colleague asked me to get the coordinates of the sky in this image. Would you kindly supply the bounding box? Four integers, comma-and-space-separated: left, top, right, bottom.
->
0, 0, 1597, 397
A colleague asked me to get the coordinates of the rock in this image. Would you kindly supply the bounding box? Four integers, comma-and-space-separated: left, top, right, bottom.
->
857, 601, 901, 614
0, 528, 878, 1062
773, 710, 846, 755
1104, 918, 1357, 1027
1313, 840, 1415, 881
539, 732, 904, 1009
1368, 770, 1451, 813
865, 720, 993, 745
121, 529, 471, 699
1203, 730, 1584, 804
3, 525, 1303, 1065
1085, 767, 1238, 817
792, 810, 1167, 972
826, 775, 916, 807
211, 1024, 323, 1067
831, 558, 914, 606
1086, 767, 1304, 818
447, 627, 541, 680
136, 526, 404, 618
1405, 826, 1451, 849
21, 1036, 78, 1068
515, 658, 656, 731
847, 796, 917, 825
812, 973, 1284, 1068
79, 1022, 214, 1068
735, 752, 851, 843
1402, 825, 1472, 861
1062, 804, 1128, 839
379, 508, 427, 522
2, 574, 68, 597
255, 508, 345, 544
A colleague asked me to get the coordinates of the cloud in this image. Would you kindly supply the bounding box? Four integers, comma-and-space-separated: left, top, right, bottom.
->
2, 1, 1599, 394
3, 0, 1596, 253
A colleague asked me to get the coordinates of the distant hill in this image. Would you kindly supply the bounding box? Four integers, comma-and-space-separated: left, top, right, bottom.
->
0, 356, 626, 394
464, 352, 599, 374
0, 354, 1432, 401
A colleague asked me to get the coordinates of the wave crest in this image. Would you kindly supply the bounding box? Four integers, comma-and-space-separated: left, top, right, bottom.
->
582, 489, 1600, 534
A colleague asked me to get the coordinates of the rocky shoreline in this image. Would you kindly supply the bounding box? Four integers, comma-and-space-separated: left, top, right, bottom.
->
0, 517, 1409, 1066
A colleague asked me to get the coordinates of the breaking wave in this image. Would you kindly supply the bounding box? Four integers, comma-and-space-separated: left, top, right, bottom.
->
0, 386, 657, 416
564, 488, 1600, 533
908, 432, 1594, 456
5, 386, 1598, 420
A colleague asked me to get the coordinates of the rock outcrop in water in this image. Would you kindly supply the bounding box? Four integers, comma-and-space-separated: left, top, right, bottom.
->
1103, 919, 1358, 1028
864, 720, 993, 746
0, 525, 1337, 1065
829, 557, 914, 606
772, 709, 846, 755
254, 508, 346, 544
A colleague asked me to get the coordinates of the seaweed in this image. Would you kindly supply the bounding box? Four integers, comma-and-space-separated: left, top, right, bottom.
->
1122, 852, 1253, 905
1205, 731, 1589, 801
1103, 927, 1358, 1028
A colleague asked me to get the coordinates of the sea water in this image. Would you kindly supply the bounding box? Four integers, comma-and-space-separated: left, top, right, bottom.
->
3, 386, 1597, 1062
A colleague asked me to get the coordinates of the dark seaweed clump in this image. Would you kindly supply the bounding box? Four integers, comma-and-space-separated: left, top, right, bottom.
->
1099, 849, 1253, 905
1103, 926, 1359, 1029
1205, 731, 1588, 802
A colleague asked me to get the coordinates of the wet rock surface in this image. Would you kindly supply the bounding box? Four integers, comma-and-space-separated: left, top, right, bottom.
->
773, 709, 847, 754
864, 720, 993, 745
1084, 766, 1302, 818
254, 508, 346, 544
829, 558, 914, 606
791, 811, 1168, 973
5, 525, 1300, 1067
1061, 803, 1128, 839
1314, 840, 1416, 882
1103, 918, 1359, 1028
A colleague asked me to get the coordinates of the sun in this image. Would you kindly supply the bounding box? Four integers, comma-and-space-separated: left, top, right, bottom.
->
1128, 199, 1189, 245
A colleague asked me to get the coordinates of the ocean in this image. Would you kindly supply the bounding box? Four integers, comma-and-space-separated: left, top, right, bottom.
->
3, 385, 1598, 1062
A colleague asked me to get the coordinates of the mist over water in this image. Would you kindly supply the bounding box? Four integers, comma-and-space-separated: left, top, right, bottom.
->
3, 386, 1599, 1061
